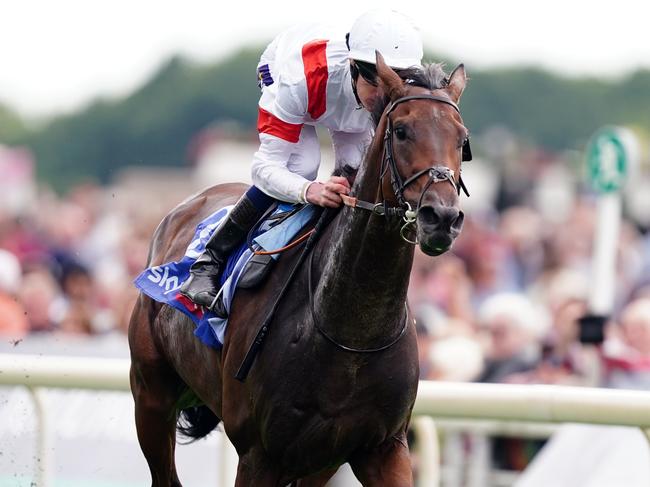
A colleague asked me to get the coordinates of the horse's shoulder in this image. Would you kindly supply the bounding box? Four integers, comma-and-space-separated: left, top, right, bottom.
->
148, 182, 248, 265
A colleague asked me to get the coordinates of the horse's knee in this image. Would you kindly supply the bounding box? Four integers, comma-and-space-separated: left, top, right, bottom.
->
294, 468, 338, 487
234, 451, 282, 487
350, 435, 414, 487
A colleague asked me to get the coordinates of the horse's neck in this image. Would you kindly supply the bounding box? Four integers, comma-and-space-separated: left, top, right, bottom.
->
313, 122, 414, 348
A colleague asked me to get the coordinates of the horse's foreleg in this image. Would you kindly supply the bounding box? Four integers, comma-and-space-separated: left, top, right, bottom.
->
292, 468, 338, 486
349, 431, 413, 487
233, 450, 282, 487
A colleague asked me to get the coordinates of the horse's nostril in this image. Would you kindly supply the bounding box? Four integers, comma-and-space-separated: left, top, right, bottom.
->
417, 206, 439, 226
452, 211, 465, 231
418, 205, 461, 231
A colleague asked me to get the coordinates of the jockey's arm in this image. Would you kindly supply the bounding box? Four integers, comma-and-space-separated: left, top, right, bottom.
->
251, 134, 350, 208
251, 133, 315, 204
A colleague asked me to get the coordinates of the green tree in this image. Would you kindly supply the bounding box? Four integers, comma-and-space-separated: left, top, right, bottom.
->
0, 103, 27, 144
22, 48, 262, 190
10, 46, 650, 191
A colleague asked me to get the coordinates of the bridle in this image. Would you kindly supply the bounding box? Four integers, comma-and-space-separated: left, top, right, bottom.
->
342, 93, 472, 243
383, 94, 471, 204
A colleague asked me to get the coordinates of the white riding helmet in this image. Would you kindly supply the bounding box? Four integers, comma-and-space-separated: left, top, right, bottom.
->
348, 9, 423, 70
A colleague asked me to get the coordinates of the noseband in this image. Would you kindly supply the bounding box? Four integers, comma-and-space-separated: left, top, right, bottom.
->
341, 93, 472, 243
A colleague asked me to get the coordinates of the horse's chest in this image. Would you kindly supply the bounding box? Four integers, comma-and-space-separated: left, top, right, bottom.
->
256, 349, 418, 469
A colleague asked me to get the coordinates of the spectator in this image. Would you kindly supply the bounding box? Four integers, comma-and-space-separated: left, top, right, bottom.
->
454, 220, 520, 309
536, 297, 592, 385
51, 262, 98, 335
476, 293, 549, 383
499, 206, 545, 289
603, 299, 650, 390
0, 249, 29, 338
410, 254, 474, 331
428, 333, 484, 382
18, 267, 60, 333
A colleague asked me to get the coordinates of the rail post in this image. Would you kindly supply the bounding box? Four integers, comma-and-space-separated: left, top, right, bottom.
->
27, 387, 52, 487
411, 415, 440, 487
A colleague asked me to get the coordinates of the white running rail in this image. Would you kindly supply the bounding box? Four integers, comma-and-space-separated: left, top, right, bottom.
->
4, 353, 650, 486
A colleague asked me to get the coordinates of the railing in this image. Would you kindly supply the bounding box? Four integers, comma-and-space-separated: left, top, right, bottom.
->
4, 353, 650, 486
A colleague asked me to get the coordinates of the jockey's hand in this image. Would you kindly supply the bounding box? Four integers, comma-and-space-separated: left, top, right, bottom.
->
305, 176, 351, 208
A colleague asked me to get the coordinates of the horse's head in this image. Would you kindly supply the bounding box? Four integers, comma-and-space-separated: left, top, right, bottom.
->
375, 52, 470, 256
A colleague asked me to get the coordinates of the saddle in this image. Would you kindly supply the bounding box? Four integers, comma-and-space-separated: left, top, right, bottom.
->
236, 204, 304, 289
208, 202, 320, 317
133, 201, 321, 350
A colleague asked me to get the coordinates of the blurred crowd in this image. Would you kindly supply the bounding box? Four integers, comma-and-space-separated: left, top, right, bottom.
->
402, 134, 650, 394
410, 191, 650, 393
0, 180, 160, 338
2, 140, 650, 400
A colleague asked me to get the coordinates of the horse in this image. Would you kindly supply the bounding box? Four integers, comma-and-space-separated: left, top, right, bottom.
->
128, 52, 469, 486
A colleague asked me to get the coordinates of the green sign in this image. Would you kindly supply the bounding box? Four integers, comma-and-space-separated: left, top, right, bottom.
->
585, 127, 629, 193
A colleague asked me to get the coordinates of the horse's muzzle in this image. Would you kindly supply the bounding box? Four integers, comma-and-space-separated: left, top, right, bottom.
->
416, 204, 464, 256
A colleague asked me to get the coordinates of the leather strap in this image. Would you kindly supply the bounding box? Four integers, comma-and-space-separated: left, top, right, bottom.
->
340, 194, 378, 212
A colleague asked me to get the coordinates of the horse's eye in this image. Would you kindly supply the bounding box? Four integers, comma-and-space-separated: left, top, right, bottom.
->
394, 126, 407, 141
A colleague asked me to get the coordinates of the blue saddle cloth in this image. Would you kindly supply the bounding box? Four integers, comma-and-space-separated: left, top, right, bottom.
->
133, 203, 317, 349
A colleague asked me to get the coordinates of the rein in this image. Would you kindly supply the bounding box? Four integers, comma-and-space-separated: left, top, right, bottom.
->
342, 94, 472, 244
246, 203, 316, 256
306, 238, 411, 353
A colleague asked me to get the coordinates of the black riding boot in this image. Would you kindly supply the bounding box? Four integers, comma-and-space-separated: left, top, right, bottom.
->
180, 194, 264, 312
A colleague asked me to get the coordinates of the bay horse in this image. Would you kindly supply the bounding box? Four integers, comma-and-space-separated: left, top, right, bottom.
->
128, 52, 469, 486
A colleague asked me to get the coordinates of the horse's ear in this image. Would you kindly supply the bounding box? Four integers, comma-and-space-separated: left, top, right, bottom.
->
446, 64, 467, 104
375, 51, 404, 99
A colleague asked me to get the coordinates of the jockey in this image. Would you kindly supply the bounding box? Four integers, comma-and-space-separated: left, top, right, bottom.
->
180, 9, 424, 312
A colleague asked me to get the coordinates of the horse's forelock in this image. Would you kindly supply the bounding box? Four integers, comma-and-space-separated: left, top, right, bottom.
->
369, 63, 449, 126
401, 62, 448, 90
